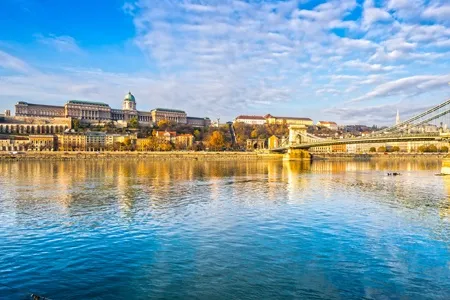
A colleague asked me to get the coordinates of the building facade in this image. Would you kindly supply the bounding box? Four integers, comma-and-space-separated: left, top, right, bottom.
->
13, 92, 210, 128
265, 114, 313, 126
234, 115, 267, 125
317, 121, 338, 131
29, 135, 57, 151
186, 117, 211, 128
151, 109, 187, 124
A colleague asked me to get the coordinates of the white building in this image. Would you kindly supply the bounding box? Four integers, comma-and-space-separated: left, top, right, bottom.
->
317, 121, 338, 131
234, 115, 266, 125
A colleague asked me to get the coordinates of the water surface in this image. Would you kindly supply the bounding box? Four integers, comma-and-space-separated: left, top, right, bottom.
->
0, 160, 449, 299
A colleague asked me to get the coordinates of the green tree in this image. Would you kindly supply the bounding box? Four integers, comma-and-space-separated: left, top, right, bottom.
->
440, 146, 449, 153
391, 146, 400, 152
129, 117, 139, 129
369, 147, 376, 152
193, 129, 201, 140
72, 119, 81, 131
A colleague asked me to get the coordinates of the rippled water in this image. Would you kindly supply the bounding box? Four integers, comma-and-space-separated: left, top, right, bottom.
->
0, 160, 449, 299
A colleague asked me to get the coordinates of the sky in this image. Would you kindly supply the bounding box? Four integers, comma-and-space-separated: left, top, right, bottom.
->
0, 0, 449, 125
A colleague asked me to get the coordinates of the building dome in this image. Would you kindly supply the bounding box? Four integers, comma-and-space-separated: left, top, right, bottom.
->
124, 92, 135, 102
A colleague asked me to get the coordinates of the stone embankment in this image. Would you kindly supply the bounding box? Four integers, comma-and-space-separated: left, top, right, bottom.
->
0, 151, 284, 161
311, 152, 446, 161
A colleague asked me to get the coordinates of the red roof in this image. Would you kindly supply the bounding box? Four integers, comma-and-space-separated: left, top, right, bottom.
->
155, 131, 176, 137
235, 115, 265, 120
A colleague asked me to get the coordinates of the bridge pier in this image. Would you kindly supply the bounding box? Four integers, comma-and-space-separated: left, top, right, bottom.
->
283, 148, 311, 161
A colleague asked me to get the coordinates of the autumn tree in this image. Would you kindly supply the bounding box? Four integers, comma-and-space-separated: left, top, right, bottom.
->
377, 146, 386, 153
207, 131, 225, 150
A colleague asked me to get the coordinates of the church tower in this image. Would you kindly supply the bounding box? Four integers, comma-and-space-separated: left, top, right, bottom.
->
396, 109, 400, 125
123, 92, 136, 111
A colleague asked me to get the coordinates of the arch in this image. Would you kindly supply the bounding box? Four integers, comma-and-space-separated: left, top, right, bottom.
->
0, 125, 3, 133
31, 126, 35, 134
37, 126, 41, 134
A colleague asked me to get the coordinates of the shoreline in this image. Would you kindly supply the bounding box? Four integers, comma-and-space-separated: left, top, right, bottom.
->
0, 151, 447, 161
311, 152, 447, 161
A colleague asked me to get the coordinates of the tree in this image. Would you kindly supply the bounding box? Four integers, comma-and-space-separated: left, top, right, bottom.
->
157, 120, 171, 131
391, 146, 400, 152
129, 117, 139, 129
369, 147, 376, 152
440, 146, 449, 153
377, 146, 386, 153
207, 131, 225, 150
72, 119, 81, 131
193, 129, 201, 141
418, 145, 427, 153
250, 129, 258, 139
428, 144, 438, 152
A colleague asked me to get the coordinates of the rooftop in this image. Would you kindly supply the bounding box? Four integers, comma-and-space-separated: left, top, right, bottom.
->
268, 116, 313, 121
16, 102, 64, 109
152, 108, 186, 113
67, 100, 110, 107
235, 115, 266, 120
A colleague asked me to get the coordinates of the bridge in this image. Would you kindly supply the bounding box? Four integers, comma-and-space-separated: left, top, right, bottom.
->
273, 98, 450, 154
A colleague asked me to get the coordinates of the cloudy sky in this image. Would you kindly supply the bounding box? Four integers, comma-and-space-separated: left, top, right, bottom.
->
0, 0, 449, 125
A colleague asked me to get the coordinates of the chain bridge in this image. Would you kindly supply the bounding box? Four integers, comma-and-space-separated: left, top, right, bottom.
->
272, 98, 450, 153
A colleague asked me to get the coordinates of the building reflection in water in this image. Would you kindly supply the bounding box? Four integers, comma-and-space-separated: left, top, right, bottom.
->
0, 159, 448, 226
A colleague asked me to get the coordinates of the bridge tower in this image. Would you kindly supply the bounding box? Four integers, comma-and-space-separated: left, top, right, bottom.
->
288, 125, 308, 145
284, 125, 311, 161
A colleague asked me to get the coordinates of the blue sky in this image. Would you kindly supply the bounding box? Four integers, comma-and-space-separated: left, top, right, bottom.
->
0, 0, 449, 125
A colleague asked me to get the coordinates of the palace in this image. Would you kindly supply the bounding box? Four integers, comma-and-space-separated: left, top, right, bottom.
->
13, 92, 210, 127
15, 92, 152, 126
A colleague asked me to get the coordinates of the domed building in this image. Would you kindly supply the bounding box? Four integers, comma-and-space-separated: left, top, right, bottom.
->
13, 90, 211, 131
123, 92, 136, 111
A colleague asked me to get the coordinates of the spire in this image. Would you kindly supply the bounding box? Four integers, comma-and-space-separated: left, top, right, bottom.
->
396, 109, 400, 125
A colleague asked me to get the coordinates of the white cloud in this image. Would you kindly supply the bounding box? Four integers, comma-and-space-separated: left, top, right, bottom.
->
344, 60, 396, 72
35, 34, 82, 53
349, 74, 450, 102
0, 50, 34, 73
362, 0, 392, 29
422, 3, 450, 24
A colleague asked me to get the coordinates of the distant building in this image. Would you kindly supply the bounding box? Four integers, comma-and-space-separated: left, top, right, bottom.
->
29, 135, 57, 151
316, 121, 338, 131
57, 132, 87, 151
234, 115, 266, 125
155, 130, 177, 143
151, 108, 187, 124
264, 114, 313, 126
186, 117, 211, 128
15, 92, 153, 126
0, 136, 30, 151
175, 134, 194, 148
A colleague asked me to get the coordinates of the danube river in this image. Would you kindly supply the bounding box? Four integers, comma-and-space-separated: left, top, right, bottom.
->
0, 160, 449, 299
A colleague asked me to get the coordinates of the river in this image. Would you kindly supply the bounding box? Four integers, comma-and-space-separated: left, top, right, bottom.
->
0, 160, 449, 299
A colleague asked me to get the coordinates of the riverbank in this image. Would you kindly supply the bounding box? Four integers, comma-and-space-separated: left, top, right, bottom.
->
311, 152, 446, 161
0, 151, 284, 161
0, 151, 447, 162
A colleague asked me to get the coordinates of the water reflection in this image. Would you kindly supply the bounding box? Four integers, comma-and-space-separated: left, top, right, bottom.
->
0, 160, 449, 299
